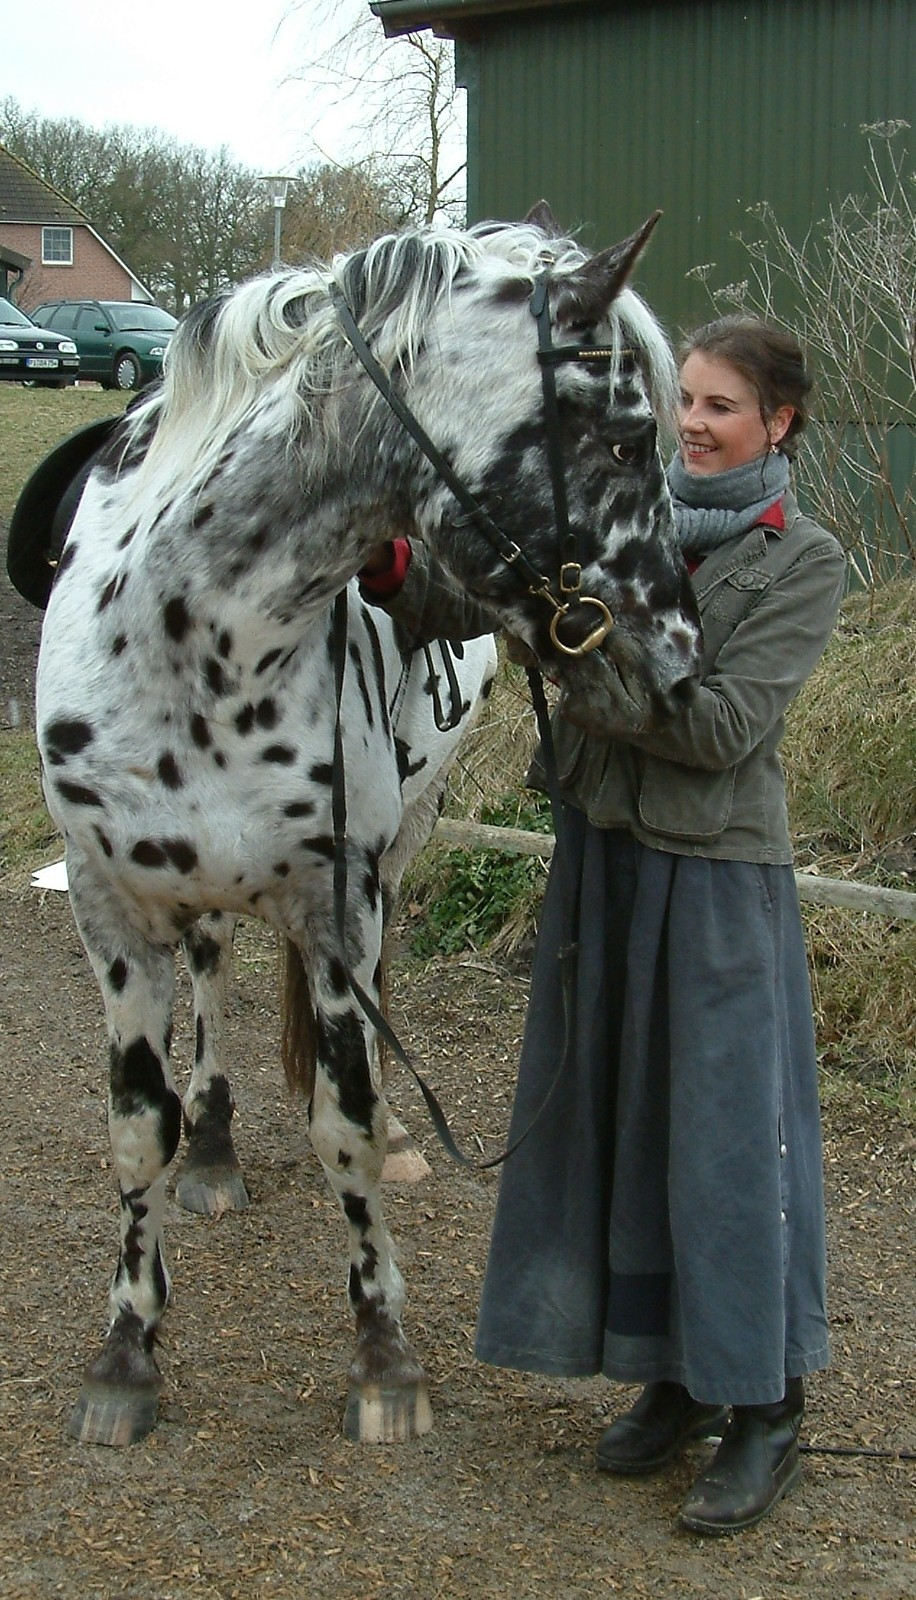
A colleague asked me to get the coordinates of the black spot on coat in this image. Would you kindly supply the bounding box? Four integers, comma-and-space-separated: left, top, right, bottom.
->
163, 596, 191, 642
44, 719, 94, 763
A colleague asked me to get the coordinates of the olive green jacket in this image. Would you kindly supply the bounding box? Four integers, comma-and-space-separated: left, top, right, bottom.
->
369, 493, 846, 864
528, 492, 846, 862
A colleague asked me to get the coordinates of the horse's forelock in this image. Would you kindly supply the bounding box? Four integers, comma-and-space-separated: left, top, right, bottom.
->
464, 221, 677, 426
613, 287, 679, 432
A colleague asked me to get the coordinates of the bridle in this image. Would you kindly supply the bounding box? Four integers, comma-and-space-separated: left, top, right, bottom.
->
330, 272, 621, 658
326, 271, 627, 1169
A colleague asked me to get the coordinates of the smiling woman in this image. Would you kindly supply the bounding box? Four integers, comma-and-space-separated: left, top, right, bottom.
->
677, 349, 795, 473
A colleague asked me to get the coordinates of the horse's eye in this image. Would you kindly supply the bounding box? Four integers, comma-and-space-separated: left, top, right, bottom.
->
611, 441, 640, 465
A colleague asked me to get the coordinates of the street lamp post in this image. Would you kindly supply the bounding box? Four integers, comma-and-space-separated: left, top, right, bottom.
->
261, 175, 292, 271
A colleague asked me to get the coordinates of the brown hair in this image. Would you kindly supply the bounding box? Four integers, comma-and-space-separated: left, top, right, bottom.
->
679, 316, 812, 460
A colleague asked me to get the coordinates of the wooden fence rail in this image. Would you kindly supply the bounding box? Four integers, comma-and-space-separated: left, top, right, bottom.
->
433, 819, 916, 923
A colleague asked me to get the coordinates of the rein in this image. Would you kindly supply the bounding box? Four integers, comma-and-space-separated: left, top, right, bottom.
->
329, 276, 616, 657
323, 274, 613, 1170
330, 589, 574, 1172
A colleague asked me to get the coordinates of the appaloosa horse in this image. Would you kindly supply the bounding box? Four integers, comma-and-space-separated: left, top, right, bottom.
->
35, 205, 701, 1449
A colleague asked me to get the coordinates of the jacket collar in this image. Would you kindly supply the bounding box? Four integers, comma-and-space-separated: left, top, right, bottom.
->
690, 491, 800, 599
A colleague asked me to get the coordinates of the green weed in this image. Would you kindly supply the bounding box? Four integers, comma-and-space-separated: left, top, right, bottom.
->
407, 795, 551, 957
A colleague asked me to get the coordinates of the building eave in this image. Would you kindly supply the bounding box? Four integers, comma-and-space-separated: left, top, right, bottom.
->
369, 0, 584, 39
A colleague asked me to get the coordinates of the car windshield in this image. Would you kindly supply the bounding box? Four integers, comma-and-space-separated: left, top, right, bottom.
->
105, 304, 177, 333
0, 297, 35, 327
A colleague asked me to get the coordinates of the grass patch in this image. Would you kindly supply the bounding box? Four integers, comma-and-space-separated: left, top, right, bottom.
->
784, 578, 916, 857
0, 729, 59, 878
0, 386, 129, 520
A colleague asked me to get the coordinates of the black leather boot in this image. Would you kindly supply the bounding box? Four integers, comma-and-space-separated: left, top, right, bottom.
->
679, 1378, 805, 1535
596, 1382, 728, 1475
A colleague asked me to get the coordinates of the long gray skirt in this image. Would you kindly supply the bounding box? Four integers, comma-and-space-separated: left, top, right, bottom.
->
474, 811, 830, 1406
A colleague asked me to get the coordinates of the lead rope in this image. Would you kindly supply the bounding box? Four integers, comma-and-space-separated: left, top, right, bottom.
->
330, 590, 577, 1172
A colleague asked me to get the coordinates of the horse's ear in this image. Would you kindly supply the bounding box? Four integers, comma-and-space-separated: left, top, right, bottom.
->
524, 200, 564, 238
554, 211, 662, 329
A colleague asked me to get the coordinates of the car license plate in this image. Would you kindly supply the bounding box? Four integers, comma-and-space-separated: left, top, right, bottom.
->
26, 357, 59, 369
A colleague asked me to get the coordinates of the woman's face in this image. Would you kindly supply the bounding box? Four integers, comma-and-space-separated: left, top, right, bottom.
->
677, 350, 793, 475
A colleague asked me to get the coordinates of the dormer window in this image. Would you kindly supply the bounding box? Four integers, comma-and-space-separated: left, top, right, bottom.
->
42, 226, 73, 265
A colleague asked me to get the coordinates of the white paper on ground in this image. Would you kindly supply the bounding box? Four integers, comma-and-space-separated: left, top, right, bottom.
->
31, 859, 69, 892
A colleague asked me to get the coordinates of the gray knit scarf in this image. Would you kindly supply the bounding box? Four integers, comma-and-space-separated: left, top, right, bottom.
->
666, 450, 790, 554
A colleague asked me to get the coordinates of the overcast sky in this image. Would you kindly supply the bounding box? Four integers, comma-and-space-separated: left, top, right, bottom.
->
3, 0, 371, 175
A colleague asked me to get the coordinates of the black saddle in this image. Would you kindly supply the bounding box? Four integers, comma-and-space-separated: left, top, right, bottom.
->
6, 415, 122, 609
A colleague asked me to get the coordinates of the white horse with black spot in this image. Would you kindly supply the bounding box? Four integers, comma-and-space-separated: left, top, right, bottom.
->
35, 205, 702, 1449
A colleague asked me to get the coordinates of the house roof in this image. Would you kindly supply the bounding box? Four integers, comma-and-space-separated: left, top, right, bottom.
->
0, 143, 90, 226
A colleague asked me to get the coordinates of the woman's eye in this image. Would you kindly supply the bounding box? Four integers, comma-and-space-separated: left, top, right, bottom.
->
611, 441, 640, 465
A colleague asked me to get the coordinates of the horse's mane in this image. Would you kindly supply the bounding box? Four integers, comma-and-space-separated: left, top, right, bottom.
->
123, 220, 677, 508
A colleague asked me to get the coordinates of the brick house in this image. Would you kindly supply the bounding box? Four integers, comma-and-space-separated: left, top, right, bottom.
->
0, 143, 152, 311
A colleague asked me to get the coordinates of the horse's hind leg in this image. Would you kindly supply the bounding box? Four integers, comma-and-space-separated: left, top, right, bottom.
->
65, 857, 181, 1445
175, 913, 250, 1215
304, 945, 432, 1443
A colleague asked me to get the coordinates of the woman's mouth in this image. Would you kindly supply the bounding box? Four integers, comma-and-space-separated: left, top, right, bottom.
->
681, 440, 718, 465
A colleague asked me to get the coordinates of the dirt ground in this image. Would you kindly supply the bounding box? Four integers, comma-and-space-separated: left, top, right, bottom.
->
1, 558, 914, 1600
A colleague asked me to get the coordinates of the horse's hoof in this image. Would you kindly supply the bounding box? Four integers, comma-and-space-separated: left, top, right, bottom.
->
381, 1134, 431, 1185
342, 1377, 433, 1443
382, 1115, 431, 1183
69, 1377, 162, 1446
175, 1165, 251, 1214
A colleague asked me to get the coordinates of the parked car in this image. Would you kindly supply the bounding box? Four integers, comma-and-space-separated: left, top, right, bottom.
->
29, 299, 178, 390
0, 296, 80, 386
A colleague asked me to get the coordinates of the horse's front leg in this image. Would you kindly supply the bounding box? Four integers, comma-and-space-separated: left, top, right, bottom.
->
175, 912, 250, 1215
307, 943, 432, 1443
66, 859, 182, 1446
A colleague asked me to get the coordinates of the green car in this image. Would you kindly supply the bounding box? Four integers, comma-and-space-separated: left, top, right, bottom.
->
30, 299, 178, 390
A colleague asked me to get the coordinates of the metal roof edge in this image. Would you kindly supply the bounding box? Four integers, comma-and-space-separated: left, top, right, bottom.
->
369, 0, 584, 39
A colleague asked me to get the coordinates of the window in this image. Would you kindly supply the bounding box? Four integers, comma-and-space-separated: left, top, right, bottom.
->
41, 227, 73, 265
48, 305, 79, 330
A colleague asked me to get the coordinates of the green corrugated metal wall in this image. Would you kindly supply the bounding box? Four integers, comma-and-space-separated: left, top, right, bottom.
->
456, 0, 916, 338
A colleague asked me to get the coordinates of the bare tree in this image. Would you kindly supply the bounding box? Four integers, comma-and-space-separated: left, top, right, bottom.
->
691, 122, 916, 584
1, 99, 270, 309
281, 1, 466, 224
280, 161, 411, 259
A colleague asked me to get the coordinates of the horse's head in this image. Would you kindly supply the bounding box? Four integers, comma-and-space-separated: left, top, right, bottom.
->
400, 208, 702, 736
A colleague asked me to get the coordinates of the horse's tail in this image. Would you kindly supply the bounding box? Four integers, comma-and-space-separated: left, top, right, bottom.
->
279, 937, 392, 1098
280, 938, 317, 1099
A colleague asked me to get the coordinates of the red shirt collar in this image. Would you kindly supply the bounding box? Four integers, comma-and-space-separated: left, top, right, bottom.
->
757, 498, 786, 530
